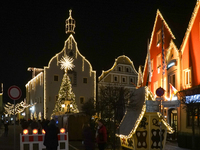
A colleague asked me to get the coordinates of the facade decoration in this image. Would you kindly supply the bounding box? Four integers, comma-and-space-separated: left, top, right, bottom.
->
25, 9, 96, 119
53, 56, 79, 115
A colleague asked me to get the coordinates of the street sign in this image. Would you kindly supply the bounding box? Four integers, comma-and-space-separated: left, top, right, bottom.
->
146, 100, 160, 112
162, 100, 180, 107
156, 97, 164, 101
156, 87, 165, 97
8, 85, 22, 100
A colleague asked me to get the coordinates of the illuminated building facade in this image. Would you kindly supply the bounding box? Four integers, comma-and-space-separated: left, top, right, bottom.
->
26, 10, 96, 119
98, 55, 138, 89
178, 1, 200, 135
142, 10, 180, 133
142, 0, 200, 138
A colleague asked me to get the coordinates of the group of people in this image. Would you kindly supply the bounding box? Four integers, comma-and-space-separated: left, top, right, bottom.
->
82, 119, 107, 150
2, 117, 107, 150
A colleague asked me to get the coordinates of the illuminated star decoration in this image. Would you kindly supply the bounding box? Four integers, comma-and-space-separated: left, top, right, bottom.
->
59, 56, 75, 72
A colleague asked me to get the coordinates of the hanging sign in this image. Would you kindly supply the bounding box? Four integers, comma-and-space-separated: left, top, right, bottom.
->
162, 100, 180, 107
8, 85, 22, 100
146, 100, 160, 112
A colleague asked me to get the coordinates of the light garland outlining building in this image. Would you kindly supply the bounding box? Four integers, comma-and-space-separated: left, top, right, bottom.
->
25, 10, 96, 120
98, 55, 139, 89
141, 1, 200, 148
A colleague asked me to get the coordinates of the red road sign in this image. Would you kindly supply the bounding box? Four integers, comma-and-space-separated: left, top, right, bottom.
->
8, 85, 22, 100
156, 87, 165, 97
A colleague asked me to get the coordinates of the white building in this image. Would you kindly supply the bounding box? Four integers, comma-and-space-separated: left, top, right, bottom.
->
25, 10, 96, 120
98, 55, 138, 89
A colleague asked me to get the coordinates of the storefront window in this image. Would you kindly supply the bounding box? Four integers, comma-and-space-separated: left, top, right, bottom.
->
187, 105, 200, 127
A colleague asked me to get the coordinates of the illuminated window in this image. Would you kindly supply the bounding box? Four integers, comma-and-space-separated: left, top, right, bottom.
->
54, 75, 58, 81
157, 29, 161, 47
80, 97, 85, 104
184, 68, 191, 86
83, 78, 87, 84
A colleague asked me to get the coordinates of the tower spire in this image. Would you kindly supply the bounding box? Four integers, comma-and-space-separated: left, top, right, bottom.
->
65, 9, 75, 34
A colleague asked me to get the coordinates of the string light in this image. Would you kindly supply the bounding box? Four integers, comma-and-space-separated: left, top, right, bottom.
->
59, 56, 75, 72
4, 101, 36, 115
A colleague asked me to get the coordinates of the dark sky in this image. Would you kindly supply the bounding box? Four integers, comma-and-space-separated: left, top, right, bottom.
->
0, 0, 196, 102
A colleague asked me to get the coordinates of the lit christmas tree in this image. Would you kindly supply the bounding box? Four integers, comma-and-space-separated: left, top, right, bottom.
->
53, 56, 79, 115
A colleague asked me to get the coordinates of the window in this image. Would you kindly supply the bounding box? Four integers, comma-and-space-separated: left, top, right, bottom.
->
114, 76, 118, 82
184, 68, 191, 86
118, 66, 122, 71
169, 74, 176, 88
83, 78, 87, 83
54, 75, 58, 81
122, 77, 126, 83
157, 54, 161, 73
126, 67, 130, 72
80, 97, 85, 104
187, 105, 200, 127
154, 81, 158, 95
157, 29, 161, 47
151, 59, 153, 72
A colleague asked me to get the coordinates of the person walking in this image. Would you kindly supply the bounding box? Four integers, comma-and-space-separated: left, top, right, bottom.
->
96, 119, 107, 150
3, 119, 9, 137
43, 119, 59, 150
82, 123, 95, 150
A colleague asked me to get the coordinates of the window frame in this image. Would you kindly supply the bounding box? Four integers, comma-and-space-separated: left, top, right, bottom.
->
157, 29, 161, 47
83, 77, 88, 84
54, 75, 59, 81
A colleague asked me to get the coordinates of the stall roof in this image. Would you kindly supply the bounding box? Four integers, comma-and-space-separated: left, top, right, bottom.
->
116, 86, 173, 138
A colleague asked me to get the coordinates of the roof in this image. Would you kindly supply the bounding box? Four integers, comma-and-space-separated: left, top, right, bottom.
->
98, 55, 138, 81
159, 1, 197, 49
116, 86, 173, 138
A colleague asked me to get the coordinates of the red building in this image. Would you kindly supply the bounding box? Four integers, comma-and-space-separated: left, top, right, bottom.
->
142, 1, 200, 145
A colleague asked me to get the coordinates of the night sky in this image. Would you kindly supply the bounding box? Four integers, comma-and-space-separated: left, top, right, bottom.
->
0, 0, 196, 102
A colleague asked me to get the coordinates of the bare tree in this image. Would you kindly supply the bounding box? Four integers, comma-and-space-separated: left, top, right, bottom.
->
98, 85, 135, 149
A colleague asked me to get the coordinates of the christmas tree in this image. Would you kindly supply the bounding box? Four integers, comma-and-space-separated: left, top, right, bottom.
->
53, 56, 79, 115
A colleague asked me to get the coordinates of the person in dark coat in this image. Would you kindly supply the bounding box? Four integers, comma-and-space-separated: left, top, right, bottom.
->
96, 119, 107, 150
82, 123, 95, 150
4, 119, 9, 137
43, 119, 59, 150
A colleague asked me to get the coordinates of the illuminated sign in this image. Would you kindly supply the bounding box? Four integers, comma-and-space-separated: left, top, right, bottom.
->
186, 94, 200, 103
167, 59, 177, 70
167, 62, 175, 69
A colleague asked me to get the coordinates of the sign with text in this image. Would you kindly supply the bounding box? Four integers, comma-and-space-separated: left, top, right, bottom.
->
162, 100, 180, 107
146, 100, 160, 112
